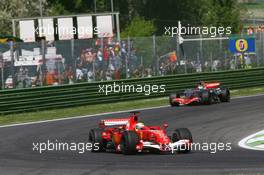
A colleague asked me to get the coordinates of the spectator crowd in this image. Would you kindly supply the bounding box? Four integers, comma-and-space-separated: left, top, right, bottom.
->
73, 37, 151, 83
1, 35, 261, 90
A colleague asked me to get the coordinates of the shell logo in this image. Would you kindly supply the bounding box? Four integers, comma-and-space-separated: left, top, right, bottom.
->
235, 39, 248, 52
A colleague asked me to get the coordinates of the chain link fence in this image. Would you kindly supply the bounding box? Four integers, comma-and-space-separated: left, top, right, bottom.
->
0, 33, 264, 90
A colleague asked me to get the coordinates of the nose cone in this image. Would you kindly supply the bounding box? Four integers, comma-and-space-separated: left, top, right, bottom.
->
155, 130, 170, 144
162, 136, 171, 144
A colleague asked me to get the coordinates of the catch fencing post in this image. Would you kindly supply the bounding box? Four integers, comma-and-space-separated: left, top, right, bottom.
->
199, 34, 203, 72
127, 37, 130, 79
40, 38, 46, 86
219, 34, 223, 59
152, 35, 158, 76
141, 55, 144, 77
210, 52, 213, 72
182, 55, 187, 74
100, 37, 104, 81
71, 39, 76, 82
12, 19, 16, 36
255, 33, 259, 67
0, 52, 3, 89
10, 41, 15, 89
116, 13, 121, 42
224, 51, 227, 70
235, 54, 237, 70
261, 32, 264, 66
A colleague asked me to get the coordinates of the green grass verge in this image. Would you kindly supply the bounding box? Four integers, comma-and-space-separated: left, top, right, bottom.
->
247, 140, 264, 147
251, 134, 264, 139
246, 134, 264, 147
0, 86, 264, 126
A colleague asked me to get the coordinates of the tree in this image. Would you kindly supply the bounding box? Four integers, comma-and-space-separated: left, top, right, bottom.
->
0, 0, 49, 35
134, 0, 207, 35
202, 0, 243, 33
118, 0, 242, 35
121, 16, 156, 37
0, 0, 244, 37
46, 0, 107, 15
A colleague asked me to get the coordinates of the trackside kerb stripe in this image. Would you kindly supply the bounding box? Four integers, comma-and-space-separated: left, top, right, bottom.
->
0, 94, 263, 129
238, 130, 264, 151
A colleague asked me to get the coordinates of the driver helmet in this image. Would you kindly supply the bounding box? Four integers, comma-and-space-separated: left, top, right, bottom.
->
198, 85, 204, 90
135, 122, 144, 130
198, 81, 205, 86
198, 81, 205, 89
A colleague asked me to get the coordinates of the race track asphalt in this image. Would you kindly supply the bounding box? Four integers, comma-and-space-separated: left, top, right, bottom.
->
0, 95, 264, 175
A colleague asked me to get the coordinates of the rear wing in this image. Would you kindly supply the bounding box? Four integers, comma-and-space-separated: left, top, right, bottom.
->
99, 114, 139, 129
204, 82, 221, 89
99, 118, 130, 127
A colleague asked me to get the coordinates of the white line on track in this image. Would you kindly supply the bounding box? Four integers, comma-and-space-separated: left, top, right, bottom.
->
0, 93, 263, 128
232, 93, 264, 99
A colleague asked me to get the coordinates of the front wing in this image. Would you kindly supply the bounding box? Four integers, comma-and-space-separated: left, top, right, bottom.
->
139, 139, 191, 153
172, 97, 201, 105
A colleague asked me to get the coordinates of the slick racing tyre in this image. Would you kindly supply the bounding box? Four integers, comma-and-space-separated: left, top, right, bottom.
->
169, 93, 180, 106
219, 87, 230, 102
172, 128, 192, 153
120, 131, 139, 155
89, 128, 105, 152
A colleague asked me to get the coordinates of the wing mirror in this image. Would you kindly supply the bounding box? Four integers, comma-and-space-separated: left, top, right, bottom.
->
163, 123, 168, 129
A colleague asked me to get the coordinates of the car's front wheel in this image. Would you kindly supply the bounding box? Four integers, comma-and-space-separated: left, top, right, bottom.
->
172, 128, 192, 153
169, 93, 180, 106
120, 131, 139, 155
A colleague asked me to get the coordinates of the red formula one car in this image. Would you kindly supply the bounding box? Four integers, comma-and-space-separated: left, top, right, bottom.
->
169, 81, 230, 106
89, 112, 192, 155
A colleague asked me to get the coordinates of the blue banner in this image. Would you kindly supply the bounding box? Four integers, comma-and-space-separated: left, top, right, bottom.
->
229, 38, 255, 53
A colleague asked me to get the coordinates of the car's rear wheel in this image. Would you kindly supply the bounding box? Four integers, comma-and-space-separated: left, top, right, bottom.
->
120, 131, 139, 155
172, 128, 192, 153
169, 93, 180, 106
89, 128, 105, 152
220, 87, 230, 102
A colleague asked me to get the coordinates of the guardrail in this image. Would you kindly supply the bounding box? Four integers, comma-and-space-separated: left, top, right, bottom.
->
1, 67, 264, 114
